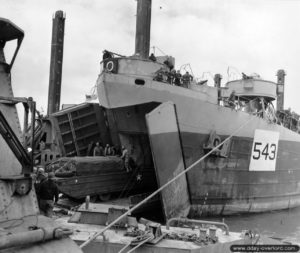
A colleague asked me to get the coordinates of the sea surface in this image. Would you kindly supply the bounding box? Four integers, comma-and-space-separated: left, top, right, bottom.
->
209, 207, 300, 244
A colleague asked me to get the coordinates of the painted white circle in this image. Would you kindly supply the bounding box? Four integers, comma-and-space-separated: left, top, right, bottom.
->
106, 61, 114, 71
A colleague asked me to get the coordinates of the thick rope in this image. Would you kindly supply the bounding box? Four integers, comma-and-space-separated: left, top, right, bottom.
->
117, 232, 154, 253
126, 234, 154, 253
80, 115, 254, 248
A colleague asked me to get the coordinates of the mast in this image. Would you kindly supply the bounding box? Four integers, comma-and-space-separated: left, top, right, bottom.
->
276, 69, 286, 111
214, 74, 222, 105
47, 10, 65, 115
135, 0, 152, 58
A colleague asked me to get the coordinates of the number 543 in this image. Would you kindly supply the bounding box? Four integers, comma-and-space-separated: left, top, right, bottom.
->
252, 142, 276, 160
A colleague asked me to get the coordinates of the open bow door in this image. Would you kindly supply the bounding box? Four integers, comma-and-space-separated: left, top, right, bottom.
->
146, 102, 190, 221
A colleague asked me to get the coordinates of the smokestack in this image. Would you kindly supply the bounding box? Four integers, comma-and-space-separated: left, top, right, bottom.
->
135, 0, 152, 58
47, 10, 65, 115
276, 69, 286, 111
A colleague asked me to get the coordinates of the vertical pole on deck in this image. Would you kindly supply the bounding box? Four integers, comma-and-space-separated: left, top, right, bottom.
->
276, 69, 285, 111
214, 74, 222, 105
135, 0, 152, 58
47, 10, 65, 115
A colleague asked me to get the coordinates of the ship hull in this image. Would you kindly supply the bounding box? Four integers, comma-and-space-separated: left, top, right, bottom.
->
97, 72, 300, 216
150, 131, 300, 216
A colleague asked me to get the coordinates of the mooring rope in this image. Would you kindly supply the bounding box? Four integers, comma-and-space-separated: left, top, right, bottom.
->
126, 234, 154, 253
80, 114, 255, 249
117, 231, 154, 253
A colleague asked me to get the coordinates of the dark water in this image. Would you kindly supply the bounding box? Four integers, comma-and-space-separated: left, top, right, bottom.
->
208, 207, 300, 244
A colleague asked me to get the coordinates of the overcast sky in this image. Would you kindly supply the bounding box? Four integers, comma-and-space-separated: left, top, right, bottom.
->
1, 0, 300, 115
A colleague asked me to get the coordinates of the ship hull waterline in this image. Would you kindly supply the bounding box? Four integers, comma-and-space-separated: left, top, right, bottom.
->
97, 73, 300, 216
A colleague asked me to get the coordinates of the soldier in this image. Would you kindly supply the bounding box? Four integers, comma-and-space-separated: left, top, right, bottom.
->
182, 71, 193, 88
38, 172, 59, 217
104, 144, 113, 156
167, 69, 176, 84
121, 146, 130, 172
170, 69, 176, 84
228, 90, 236, 109
154, 69, 164, 82
34, 167, 47, 208
102, 50, 112, 60
174, 70, 182, 86
93, 142, 104, 156
36, 167, 47, 183
149, 53, 156, 61
86, 141, 95, 156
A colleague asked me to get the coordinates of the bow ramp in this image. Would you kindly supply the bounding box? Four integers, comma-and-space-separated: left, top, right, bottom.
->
146, 101, 190, 221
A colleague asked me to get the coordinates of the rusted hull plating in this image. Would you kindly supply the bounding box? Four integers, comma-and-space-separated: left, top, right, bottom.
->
150, 131, 300, 216
98, 75, 300, 216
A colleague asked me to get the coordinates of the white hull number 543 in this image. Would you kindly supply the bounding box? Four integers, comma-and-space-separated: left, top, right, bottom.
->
249, 129, 279, 171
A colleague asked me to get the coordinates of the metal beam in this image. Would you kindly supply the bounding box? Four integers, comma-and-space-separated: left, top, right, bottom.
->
0, 110, 32, 174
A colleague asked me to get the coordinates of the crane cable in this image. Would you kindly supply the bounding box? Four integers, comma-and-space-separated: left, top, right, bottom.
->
80, 114, 255, 249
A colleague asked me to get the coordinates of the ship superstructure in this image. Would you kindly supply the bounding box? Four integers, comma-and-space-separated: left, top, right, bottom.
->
95, 0, 300, 219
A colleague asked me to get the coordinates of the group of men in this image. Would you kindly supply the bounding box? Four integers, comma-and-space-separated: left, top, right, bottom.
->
93, 142, 116, 156
34, 167, 59, 218
174, 70, 194, 88
154, 68, 193, 88
33, 142, 130, 217
91, 142, 130, 172
149, 53, 193, 88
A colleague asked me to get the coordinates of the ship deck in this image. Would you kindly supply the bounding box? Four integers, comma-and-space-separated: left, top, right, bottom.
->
57, 216, 243, 253
56, 214, 288, 253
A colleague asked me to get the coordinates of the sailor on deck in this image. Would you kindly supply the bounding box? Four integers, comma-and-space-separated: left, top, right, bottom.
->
102, 50, 112, 60
228, 90, 236, 109
149, 53, 157, 61
182, 71, 193, 88
167, 69, 176, 85
174, 70, 182, 86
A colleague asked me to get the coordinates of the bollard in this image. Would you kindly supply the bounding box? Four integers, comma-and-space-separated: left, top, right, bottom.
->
199, 228, 207, 239
209, 226, 217, 238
